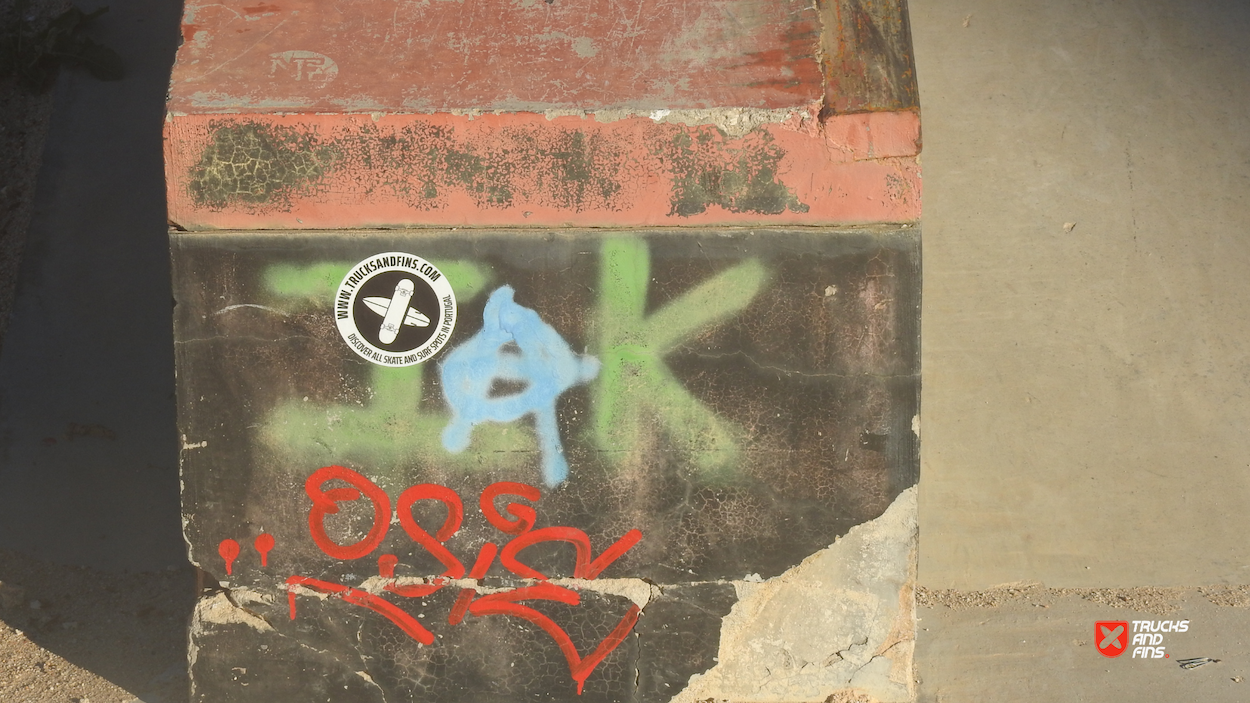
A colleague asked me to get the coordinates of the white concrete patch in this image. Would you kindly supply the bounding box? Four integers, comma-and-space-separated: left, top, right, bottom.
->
354, 575, 656, 609
671, 486, 917, 703
550, 577, 657, 609
193, 592, 275, 633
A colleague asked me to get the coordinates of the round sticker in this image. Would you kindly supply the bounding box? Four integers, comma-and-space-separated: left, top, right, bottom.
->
334, 253, 457, 366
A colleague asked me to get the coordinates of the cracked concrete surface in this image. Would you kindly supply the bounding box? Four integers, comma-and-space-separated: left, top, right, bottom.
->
673, 487, 917, 703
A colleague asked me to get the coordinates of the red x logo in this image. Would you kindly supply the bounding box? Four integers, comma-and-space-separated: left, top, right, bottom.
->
1096, 621, 1129, 657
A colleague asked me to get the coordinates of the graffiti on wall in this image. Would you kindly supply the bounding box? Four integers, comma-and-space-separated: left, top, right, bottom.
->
440, 286, 601, 486
258, 236, 763, 483
173, 230, 919, 702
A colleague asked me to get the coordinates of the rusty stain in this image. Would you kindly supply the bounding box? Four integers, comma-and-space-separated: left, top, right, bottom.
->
820, 0, 921, 114
655, 129, 808, 217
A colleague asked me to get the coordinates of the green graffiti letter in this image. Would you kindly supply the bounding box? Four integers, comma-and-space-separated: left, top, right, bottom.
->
593, 238, 768, 479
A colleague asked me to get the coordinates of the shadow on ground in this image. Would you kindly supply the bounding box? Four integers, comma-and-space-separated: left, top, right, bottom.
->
0, 0, 190, 700
0, 549, 196, 702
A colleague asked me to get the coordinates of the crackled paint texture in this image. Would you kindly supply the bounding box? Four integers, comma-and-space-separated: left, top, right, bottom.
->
187, 121, 335, 208
165, 112, 921, 230
172, 230, 919, 703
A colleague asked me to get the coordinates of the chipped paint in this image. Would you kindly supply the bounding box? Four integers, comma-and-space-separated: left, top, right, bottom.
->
654, 128, 809, 217
187, 120, 335, 209
164, 0, 923, 229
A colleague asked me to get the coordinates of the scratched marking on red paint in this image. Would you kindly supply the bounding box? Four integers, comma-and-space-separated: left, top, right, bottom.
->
218, 538, 240, 575
278, 466, 642, 693
254, 533, 275, 566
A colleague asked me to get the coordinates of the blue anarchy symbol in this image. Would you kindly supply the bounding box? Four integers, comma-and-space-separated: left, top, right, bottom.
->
439, 286, 600, 486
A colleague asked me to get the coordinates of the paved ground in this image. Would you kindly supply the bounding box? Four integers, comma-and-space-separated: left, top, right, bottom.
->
914, 0, 1250, 590
912, 0, 1250, 699
916, 585, 1250, 702
1, 0, 1249, 701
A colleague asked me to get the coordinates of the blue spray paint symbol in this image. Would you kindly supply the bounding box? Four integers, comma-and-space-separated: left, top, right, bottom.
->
439, 286, 600, 486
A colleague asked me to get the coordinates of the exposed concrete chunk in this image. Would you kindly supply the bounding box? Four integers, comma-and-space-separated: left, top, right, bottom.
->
353, 575, 657, 609
551, 578, 657, 609
192, 592, 275, 633
672, 487, 917, 703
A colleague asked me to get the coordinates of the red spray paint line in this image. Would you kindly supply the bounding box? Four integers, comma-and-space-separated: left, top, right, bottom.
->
286, 575, 435, 645
254, 533, 275, 566
469, 583, 640, 694
449, 542, 499, 626
218, 539, 240, 576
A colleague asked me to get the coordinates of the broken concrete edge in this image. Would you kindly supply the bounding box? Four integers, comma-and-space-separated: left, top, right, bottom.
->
161, 108, 921, 231
671, 486, 917, 703
168, 105, 821, 139
164, 103, 918, 141
189, 487, 918, 703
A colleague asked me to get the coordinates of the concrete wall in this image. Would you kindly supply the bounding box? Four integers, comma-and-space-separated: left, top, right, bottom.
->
164, 3, 927, 701
172, 231, 919, 702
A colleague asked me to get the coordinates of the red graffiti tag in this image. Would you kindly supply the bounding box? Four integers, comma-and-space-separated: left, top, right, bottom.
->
254, 533, 275, 566
218, 538, 240, 575
306, 465, 390, 560
469, 584, 642, 694
502, 526, 643, 581
279, 469, 643, 693
449, 542, 498, 625
396, 483, 465, 579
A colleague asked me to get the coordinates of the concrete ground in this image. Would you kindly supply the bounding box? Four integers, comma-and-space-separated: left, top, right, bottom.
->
912, 0, 1250, 700
0, 0, 1248, 701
